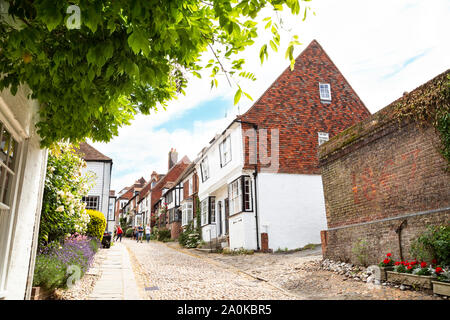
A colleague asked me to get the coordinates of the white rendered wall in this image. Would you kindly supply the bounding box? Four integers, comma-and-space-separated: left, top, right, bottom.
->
197, 122, 244, 200
257, 173, 327, 251
229, 211, 257, 250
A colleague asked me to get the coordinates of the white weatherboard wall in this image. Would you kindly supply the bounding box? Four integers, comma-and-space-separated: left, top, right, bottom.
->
257, 173, 327, 251
82, 161, 112, 223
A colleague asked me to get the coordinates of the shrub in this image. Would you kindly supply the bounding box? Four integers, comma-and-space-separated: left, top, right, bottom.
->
33, 233, 99, 290
178, 221, 201, 248
157, 228, 171, 242
410, 225, 450, 266
39, 143, 94, 246
150, 227, 159, 240
125, 228, 134, 238
352, 238, 369, 266
86, 210, 106, 241
222, 248, 254, 255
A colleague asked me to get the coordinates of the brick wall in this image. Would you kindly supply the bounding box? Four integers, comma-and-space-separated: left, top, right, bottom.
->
319, 71, 450, 265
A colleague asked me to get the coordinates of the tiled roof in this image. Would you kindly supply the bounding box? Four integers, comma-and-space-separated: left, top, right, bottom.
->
76, 142, 112, 162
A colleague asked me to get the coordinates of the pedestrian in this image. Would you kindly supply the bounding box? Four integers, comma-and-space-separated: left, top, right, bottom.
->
145, 224, 151, 243
137, 224, 144, 243
133, 226, 137, 240
116, 225, 123, 242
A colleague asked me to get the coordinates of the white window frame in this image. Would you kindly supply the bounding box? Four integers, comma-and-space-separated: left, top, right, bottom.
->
228, 178, 242, 216
0, 116, 24, 297
200, 198, 208, 226
181, 201, 193, 227
319, 83, 331, 101
228, 176, 253, 215
219, 135, 232, 167
318, 132, 329, 146
200, 157, 210, 182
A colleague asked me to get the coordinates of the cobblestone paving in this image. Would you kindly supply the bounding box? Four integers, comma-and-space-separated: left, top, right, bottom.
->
123, 239, 297, 300
190, 246, 443, 300
125, 239, 443, 300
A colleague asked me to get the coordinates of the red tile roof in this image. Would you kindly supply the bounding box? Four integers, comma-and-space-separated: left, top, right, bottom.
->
76, 142, 112, 162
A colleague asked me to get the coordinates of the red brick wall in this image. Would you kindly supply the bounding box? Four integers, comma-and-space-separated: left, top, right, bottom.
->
241, 40, 370, 174
319, 120, 450, 264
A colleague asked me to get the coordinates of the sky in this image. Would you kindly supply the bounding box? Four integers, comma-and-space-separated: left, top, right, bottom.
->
89, 0, 450, 193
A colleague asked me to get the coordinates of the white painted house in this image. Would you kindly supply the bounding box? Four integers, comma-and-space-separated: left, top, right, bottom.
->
77, 143, 113, 233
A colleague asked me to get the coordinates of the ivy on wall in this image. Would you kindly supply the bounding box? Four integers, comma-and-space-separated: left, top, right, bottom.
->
394, 72, 450, 168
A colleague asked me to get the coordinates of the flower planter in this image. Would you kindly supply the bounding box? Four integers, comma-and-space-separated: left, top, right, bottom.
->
386, 271, 433, 289
379, 266, 394, 282
432, 281, 450, 296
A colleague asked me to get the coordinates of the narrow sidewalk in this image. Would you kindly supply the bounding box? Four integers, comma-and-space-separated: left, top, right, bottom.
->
89, 242, 142, 300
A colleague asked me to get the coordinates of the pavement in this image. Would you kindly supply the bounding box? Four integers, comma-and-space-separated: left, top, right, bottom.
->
88, 242, 142, 300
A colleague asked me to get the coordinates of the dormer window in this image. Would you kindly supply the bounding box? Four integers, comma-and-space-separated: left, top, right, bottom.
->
319, 83, 331, 101
318, 132, 329, 146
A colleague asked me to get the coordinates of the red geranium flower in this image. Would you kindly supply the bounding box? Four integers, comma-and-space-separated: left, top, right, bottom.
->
432, 259, 437, 265
386, 253, 392, 257
407, 266, 413, 270
435, 267, 443, 274
383, 259, 390, 264
395, 261, 401, 266
420, 262, 427, 268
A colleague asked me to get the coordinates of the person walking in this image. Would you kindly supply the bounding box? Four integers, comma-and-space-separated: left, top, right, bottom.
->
137, 224, 144, 243
145, 224, 151, 243
132, 226, 137, 241
116, 225, 123, 242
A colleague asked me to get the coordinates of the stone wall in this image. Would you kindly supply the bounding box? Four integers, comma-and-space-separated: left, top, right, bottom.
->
318, 71, 450, 265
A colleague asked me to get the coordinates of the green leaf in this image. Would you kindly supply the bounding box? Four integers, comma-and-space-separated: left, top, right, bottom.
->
234, 88, 242, 105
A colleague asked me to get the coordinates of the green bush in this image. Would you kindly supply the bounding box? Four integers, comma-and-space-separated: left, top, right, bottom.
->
86, 209, 106, 241
410, 225, 450, 265
157, 228, 171, 242
178, 221, 201, 248
125, 228, 134, 237
150, 227, 159, 240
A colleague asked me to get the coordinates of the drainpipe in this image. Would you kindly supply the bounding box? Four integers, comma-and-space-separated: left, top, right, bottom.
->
253, 169, 260, 251
394, 220, 407, 261
235, 119, 260, 251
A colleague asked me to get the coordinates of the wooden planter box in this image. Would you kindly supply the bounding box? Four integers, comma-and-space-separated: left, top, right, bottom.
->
379, 266, 394, 282
386, 271, 433, 289
432, 281, 450, 296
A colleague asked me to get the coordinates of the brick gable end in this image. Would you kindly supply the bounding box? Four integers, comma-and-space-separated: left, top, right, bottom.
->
241, 40, 371, 174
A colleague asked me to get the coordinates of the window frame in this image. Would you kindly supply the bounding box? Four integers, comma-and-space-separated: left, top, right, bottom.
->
219, 135, 232, 167
0, 118, 23, 297
83, 195, 100, 211
181, 201, 194, 227
200, 156, 210, 182
228, 175, 253, 216
318, 132, 329, 146
319, 83, 332, 101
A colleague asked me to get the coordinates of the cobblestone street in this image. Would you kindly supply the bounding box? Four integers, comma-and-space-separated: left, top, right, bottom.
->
122, 239, 442, 300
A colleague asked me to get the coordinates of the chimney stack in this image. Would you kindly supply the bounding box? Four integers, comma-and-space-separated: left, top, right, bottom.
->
168, 148, 178, 170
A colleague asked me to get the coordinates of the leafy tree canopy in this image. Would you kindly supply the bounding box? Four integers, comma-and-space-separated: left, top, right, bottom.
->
0, 0, 310, 147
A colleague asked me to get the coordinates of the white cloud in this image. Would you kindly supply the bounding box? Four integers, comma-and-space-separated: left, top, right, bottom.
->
91, 0, 450, 192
